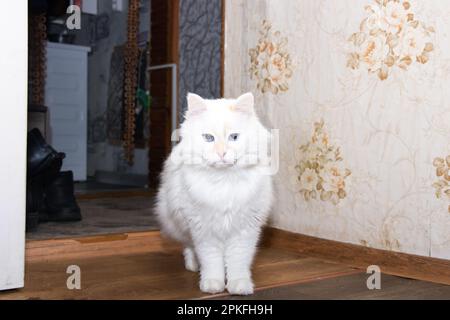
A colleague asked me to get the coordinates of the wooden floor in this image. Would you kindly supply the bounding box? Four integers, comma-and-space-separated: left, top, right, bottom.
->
1, 231, 449, 300
216, 273, 450, 300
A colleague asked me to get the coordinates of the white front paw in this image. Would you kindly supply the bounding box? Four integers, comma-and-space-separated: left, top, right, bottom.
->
184, 255, 199, 272
200, 279, 225, 294
227, 278, 254, 295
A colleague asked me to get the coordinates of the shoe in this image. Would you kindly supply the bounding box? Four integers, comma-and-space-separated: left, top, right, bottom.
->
26, 170, 48, 231
26, 128, 65, 230
27, 128, 65, 179
26, 211, 39, 231
39, 171, 82, 222
26, 182, 40, 231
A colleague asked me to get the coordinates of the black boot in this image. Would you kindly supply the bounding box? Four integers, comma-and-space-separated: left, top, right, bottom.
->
40, 171, 82, 222
27, 128, 65, 179
26, 181, 40, 231
26, 128, 66, 230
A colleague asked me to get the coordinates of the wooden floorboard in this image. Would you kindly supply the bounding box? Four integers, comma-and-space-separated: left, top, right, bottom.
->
1, 231, 357, 300
214, 273, 450, 300
76, 189, 154, 200
262, 227, 450, 286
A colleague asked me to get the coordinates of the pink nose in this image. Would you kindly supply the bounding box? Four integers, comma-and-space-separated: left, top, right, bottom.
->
217, 151, 226, 159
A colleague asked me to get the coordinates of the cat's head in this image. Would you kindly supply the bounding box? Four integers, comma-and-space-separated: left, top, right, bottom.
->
178, 92, 269, 169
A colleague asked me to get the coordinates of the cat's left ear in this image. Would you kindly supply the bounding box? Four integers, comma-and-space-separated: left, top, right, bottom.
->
234, 92, 255, 115
186, 93, 207, 118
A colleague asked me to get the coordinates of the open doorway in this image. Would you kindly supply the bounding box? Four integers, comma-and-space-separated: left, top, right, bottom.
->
25, 0, 194, 240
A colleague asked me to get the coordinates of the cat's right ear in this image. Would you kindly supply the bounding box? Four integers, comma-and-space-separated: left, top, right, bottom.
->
186, 93, 207, 118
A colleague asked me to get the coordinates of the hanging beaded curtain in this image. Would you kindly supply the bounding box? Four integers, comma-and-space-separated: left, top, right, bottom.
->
29, 13, 47, 106
123, 0, 140, 165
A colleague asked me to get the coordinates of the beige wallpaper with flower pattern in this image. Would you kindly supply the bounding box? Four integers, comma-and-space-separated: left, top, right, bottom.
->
224, 0, 450, 259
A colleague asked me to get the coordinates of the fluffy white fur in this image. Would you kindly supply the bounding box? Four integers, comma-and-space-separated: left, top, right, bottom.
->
156, 92, 273, 295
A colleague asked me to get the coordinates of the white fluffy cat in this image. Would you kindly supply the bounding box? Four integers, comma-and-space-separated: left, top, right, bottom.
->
156, 92, 273, 295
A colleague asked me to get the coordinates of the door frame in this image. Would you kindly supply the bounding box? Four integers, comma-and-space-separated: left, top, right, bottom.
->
147, 0, 180, 188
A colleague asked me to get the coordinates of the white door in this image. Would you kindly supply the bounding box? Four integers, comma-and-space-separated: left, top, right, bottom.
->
45, 43, 90, 181
0, 1, 27, 291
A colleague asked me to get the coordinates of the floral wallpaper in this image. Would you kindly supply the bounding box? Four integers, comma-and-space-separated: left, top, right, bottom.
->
225, 0, 450, 260
347, 0, 435, 80
432, 155, 450, 213
296, 119, 351, 205
249, 20, 294, 94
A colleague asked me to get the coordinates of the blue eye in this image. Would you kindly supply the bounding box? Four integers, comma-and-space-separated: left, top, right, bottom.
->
202, 134, 215, 142
229, 133, 240, 141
